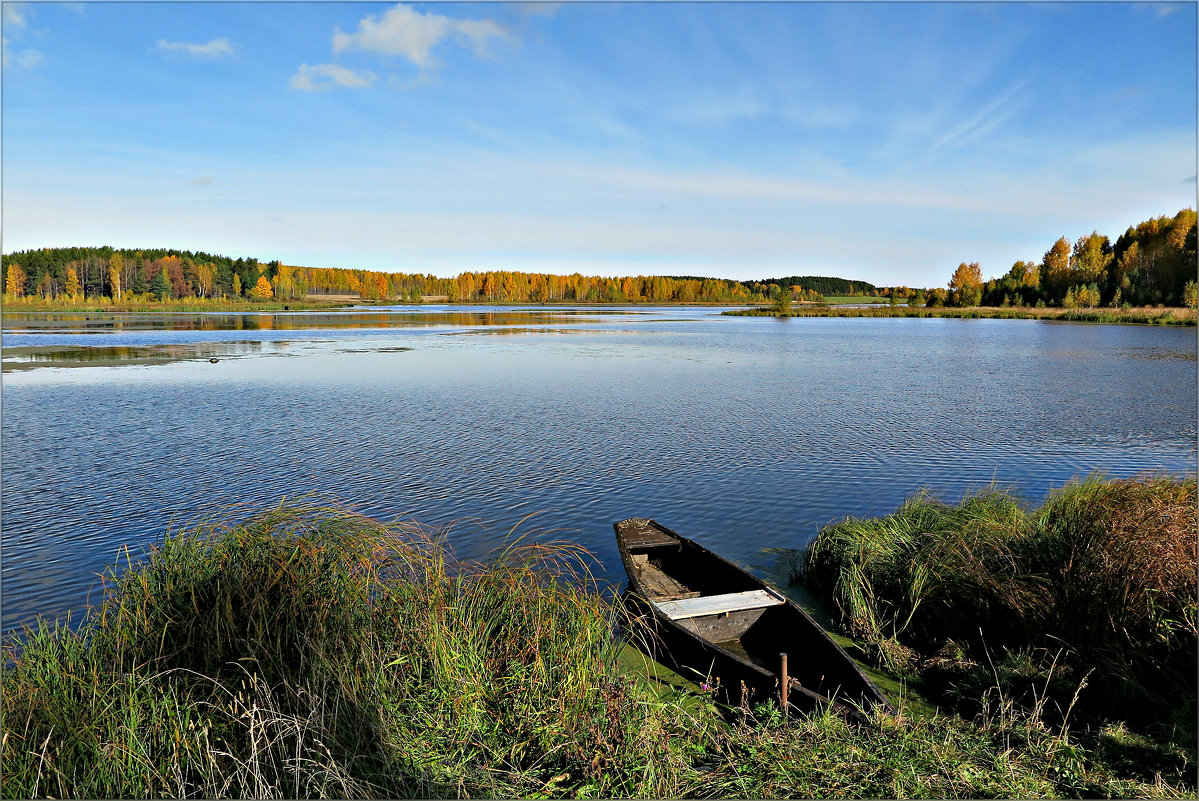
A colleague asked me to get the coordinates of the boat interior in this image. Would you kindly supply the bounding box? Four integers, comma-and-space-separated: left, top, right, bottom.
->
625, 539, 759, 600
622, 522, 866, 702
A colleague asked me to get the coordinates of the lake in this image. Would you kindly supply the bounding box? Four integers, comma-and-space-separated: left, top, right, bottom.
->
2, 306, 1195, 640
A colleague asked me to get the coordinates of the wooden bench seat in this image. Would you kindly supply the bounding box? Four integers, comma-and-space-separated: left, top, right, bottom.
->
653, 589, 785, 621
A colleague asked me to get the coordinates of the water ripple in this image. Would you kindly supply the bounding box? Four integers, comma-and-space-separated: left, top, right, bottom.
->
2, 311, 1195, 638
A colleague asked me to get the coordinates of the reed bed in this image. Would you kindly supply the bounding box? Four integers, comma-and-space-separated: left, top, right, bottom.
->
803, 474, 1198, 743
0, 504, 718, 798
3, 500, 1194, 798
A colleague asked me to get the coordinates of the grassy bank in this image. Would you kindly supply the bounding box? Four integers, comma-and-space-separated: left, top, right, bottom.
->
3, 502, 1194, 798
803, 474, 1197, 748
725, 305, 1198, 325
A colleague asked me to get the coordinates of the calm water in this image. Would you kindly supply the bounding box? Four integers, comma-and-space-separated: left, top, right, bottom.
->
2, 306, 1196, 639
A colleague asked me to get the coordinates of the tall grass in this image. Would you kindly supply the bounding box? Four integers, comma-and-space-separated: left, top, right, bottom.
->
1, 504, 716, 798
803, 474, 1198, 741
1028, 476, 1198, 717
803, 488, 1036, 650
4, 501, 1194, 798
725, 305, 1198, 325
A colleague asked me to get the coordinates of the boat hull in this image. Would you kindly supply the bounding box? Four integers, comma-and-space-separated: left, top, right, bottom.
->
615, 518, 894, 721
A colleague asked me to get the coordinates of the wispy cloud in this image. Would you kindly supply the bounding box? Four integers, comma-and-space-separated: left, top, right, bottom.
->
290, 62, 378, 91
157, 38, 235, 59
188, 176, 213, 186
2, 2, 43, 69
1134, 2, 1183, 18
564, 161, 991, 213
669, 96, 763, 127
2, 42, 43, 69
513, 3, 562, 19
2, 2, 30, 30
932, 78, 1029, 152
332, 3, 511, 70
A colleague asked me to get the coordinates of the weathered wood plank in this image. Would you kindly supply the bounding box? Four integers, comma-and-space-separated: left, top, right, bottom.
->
653, 589, 784, 620
618, 518, 679, 549
634, 556, 699, 600
625, 535, 678, 549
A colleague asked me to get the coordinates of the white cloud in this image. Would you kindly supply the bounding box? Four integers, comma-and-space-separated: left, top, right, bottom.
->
332, 3, 511, 69
290, 63, 378, 91
157, 38, 235, 59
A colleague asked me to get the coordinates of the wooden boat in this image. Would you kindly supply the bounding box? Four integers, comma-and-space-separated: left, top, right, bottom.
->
615, 517, 895, 721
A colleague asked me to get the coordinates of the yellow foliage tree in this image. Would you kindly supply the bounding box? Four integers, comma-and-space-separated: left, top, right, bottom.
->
108, 253, 124, 300
249, 275, 274, 301
948, 262, 982, 306
1070, 232, 1113, 286
195, 263, 214, 299
65, 267, 82, 300
5, 263, 27, 297
458, 273, 476, 300
1041, 237, 1073, 302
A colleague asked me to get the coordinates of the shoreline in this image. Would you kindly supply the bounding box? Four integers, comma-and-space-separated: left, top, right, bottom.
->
724, 304, 1198, 325
0, 298, 756, 314
6, 296, 1195, 326
4, 483, 1193, 799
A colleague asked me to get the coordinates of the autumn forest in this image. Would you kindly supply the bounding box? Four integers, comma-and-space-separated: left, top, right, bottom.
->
2, 208, 1195, 308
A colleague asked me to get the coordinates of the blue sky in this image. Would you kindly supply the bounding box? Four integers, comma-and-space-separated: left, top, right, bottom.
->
3, 2, 1195, 286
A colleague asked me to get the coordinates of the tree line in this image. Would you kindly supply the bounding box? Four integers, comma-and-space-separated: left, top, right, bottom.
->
2, 247, 294, 303
2, 247, 767, 305
935, 208, 1197, 309
742, 275, 880, 298
5, 208, 1191, 308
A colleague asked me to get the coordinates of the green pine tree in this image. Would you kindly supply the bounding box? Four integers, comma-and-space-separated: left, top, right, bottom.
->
151, 267, 172, 301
